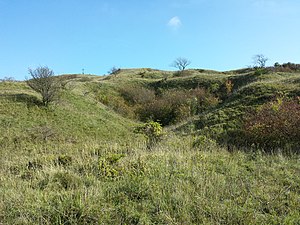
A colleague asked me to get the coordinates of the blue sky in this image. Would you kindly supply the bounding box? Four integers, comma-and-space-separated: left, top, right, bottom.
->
1, 0, 300, 80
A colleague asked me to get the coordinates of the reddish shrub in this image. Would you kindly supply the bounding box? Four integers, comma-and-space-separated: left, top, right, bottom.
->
243, 98, 300, 152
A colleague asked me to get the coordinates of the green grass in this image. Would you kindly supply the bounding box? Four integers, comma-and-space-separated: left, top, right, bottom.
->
1, 133, 299, 224
1, 69, 300, 224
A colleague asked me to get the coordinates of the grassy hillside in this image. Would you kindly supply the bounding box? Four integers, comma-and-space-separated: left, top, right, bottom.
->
0, 76, 135, 143
0, 69, 300, 224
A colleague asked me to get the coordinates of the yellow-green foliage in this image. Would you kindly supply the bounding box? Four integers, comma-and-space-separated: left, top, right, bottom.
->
98, 154, 125, 179
135, 121, 163, 149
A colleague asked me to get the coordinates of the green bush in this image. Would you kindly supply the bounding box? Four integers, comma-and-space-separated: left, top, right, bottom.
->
98, 154, 125, 179
135, 121, 163, 149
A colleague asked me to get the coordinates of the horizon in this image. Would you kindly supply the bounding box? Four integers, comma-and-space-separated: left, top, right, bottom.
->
1, 0, 300, 80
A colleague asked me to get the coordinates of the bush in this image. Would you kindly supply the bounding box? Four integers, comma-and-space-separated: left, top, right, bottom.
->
243, 98, 300, 152
96, 85, 219, 126
0, 76, 15, 82
270, 62, 300, 73
107, 96, 135, 118
119, 85, 155, 105
136, 88, 219, 126
190, 88, 219, 114
134, 121, 163, 149
98, 154, 125, 179
136, 89, 189, 125
95, 91, 135, 118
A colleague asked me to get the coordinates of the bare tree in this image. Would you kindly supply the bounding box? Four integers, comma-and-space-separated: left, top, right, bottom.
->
252, 54, 268, 68
108, 66, 120, 75
26, 66, 60, 106
171, 57, 191, 71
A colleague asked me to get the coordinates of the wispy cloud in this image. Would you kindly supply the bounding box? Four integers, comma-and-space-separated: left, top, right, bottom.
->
167, 16, 182, 29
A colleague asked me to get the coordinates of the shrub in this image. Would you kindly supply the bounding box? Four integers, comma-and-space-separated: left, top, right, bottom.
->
281, 62, 300, 71
135, 89, 190, 125
97, 85, 219, 126
98, 154, 125, 178
173, 70, 190, 77
135, 88, 218, 126
190, 88, 219, 114
134, 121, 163, 149
119, 85, 155, 105
136, 99, 175, 125
225, 80, 234, 95
271, 62, 300, 73
0, 76, 15, 82
95, 92, 135, 118
243, 98, 300, 152
108, 96, 135, 118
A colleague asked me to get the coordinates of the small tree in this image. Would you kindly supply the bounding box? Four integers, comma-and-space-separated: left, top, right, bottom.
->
171, 57, 191, 71
252, 54, 268, 68
26, 66, 60, 106
108, 66, 120, 75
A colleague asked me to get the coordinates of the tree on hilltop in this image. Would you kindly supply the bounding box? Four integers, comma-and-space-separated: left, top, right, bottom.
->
26, 66, 61, 106
171, 57, 191, 71
252, 54, 268, 68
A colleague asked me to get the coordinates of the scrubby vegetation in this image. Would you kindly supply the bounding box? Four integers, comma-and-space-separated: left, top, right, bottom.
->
242, 97, 300, 152
1, 67, 300, 224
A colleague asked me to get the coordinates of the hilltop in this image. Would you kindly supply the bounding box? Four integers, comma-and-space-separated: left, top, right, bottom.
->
0, 67, 300, 224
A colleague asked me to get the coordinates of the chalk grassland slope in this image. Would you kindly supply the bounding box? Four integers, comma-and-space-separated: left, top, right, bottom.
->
0, 70, 300, 224
149, 69, 300, 134
0, 76, 135, 144
97, 68, 300, 135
